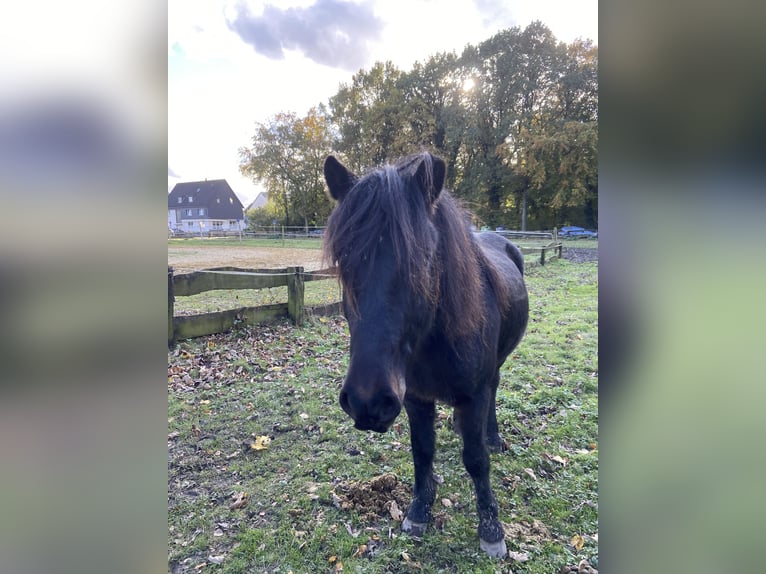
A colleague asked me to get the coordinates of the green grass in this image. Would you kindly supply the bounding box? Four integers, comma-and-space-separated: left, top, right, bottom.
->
173, 279, 343, 316
168, 237, 324, 250
558, 238, 598, 249
168, 258, 598, 573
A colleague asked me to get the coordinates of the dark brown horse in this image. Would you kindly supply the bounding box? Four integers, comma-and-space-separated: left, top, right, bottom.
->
323, 152, 528, 557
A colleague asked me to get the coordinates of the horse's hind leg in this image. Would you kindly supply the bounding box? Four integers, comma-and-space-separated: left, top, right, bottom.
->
455, 392, 507, 558
402, 396, 438, 539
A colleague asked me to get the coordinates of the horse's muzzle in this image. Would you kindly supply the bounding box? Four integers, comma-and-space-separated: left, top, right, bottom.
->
339, 387, 401, 433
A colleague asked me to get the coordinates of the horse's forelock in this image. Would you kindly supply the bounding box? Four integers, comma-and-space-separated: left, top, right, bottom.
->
324, 153, 500, 343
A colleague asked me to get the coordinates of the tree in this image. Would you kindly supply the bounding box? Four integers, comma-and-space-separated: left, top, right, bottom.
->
239, 107, 335, 229
328, 61, 409, 171
498, 35, 598, 229
507, 120, 598, 229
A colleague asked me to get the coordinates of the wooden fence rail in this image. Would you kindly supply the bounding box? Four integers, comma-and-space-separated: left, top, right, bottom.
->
168, 237, 563, 345
168, 266, 339, 347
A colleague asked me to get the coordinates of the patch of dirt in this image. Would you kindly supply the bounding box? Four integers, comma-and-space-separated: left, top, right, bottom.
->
501, 514, 553, 543
562, 247, 598, 263
168, 245, 325, 274
331, 473, 412, 523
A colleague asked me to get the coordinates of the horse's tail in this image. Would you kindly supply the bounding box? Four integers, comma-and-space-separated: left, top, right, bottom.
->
505, 242, 524, 276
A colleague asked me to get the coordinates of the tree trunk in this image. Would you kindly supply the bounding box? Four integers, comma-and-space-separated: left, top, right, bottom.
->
521, 187, 528, 231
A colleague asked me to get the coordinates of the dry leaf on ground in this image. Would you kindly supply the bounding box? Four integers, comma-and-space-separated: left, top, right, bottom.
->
389, 500, 403, 521
229, 491, 248, 510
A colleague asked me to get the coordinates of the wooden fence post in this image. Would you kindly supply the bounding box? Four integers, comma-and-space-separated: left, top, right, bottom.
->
287, 266, 305, 326
168, 266, 175, 348
540, 247, 546, 266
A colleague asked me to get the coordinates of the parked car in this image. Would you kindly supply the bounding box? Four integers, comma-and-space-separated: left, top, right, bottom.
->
559, 226, 598, 239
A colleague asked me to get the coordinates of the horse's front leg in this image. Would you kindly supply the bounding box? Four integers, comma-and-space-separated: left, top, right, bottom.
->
455, 392, 507, 558
485, 370, 505, 452
401, 395, 437, 539
453, 371, 504, 452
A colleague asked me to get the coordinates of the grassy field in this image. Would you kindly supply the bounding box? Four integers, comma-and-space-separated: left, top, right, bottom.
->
167, 236, 585, 251
169, 237, 325, 250
168, 257, 598, 574
173, 279, 343, 316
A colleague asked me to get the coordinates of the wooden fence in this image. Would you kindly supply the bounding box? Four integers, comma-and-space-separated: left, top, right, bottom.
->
168, 266, 339, 347
168, 235, 563, 345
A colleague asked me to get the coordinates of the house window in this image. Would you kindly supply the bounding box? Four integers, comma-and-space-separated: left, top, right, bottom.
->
229, 220, 237, 226
229, 197, 233, 204
216, 198, 221, 203
186, 221, 193, 228
186, 209, 192, 216
188, 196, 193, 203
198, 208, 205, 216
177, 197, 182, 203
213, 221, 223, 228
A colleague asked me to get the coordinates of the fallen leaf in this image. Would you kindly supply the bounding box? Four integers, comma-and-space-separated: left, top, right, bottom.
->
229, 491, 248, 510
208, 554, 225, 564
389, 500, 403, 521
249, 436, 271, 451
335, 561, 343, 572
570, 534, 585, 551
508, 551, 529, 562
441, 498, 452, 508
400, 551, 422, 569
328, 555, 337, 563
213, 528, 224, 537
523, 468, 537, 481
168, 431, 180, 440
546, 454, 568, 466
344, 522, 361, 538
353, 544, 367, 557
299, 412, 309, 420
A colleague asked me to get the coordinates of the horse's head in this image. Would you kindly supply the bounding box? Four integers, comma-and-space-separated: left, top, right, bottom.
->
323, 153, 446, 432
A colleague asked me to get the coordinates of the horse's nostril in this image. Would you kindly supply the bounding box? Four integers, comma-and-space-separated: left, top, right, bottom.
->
378, 394, 401, 421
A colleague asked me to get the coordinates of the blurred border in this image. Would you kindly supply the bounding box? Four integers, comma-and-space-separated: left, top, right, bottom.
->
2, 0, 765, 572
0, 2, 168, 573
600, 0, 766, 572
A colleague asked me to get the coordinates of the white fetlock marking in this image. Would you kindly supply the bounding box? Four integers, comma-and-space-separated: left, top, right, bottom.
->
480, 537, 507, 558
401, 517, 427, 536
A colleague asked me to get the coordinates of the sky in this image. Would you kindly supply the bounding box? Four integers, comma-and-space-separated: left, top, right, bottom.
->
169, 0, 597, 207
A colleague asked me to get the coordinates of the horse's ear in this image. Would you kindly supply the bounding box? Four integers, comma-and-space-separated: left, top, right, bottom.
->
324, 155, 356, 202
414, 152, 446, 206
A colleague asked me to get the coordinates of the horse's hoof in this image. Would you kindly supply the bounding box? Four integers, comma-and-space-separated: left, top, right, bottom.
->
402, 517, 428, 539
479, 537, 507, 558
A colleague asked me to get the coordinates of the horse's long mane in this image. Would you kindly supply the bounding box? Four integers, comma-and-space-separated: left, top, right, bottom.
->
324, 153, 507, 342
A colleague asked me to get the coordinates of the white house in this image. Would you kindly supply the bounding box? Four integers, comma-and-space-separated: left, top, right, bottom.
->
168, 179, 246, 234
